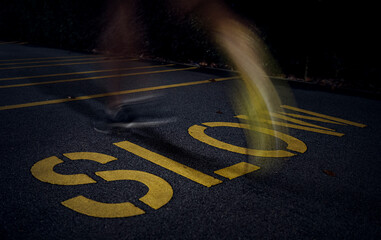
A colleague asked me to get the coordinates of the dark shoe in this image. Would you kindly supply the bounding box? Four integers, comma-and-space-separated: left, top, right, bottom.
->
93, 95, 176, 133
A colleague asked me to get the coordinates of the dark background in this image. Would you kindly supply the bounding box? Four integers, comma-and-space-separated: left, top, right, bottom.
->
0, 0, 379, 91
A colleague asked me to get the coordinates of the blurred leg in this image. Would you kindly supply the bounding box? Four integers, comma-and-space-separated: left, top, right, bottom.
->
94, 0, 173, 133
97, 0, 143, 109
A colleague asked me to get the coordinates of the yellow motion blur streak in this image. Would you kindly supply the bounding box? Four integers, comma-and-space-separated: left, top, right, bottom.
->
204, 2, 287, 156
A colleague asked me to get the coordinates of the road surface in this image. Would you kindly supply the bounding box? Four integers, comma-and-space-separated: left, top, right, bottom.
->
0, 42, 380, 239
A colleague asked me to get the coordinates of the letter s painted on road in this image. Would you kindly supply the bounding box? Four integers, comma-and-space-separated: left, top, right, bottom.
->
31, 152, 173, 218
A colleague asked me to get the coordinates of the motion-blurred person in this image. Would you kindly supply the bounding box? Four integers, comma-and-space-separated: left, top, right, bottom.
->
93, 0, 171, 133
94, 0, 284, 149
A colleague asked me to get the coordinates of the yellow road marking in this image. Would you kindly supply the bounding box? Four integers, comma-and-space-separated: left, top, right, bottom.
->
30, 156, 97, 185
266, 120, 345, 137
0, 66, 196, 89
0, 64, 175, 81
0, 54, 94, 62
280, 112, 345, 125
188, 122, 307, 158
114, 141, 222, 187
0, 58, 137, 70
0, 76, 237, 111
235, 115, 345, 137
0, 56, 115, 66
63, 152, 117, 164
281, 105, 366, 128
32, 152, 173, 218
61, 195, 145, 218
270, 112, 335, 131
96, 170, 173, 210
214, 162, 260, 180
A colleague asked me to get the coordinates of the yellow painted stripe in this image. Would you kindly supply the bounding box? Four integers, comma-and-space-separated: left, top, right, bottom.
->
0, 76, 236, 111
0, 58, 137, 71
270, 112, 335, 131
0, 54, 94, 62
0, 64, 175, 82
63, 152, 117, 164
267, 120, 345, 137
236, 114, 345, 137
0, 66, 196, 89
189, 122, 307, 157
280, 112, 345, 125
0, 56, 115, 66
61, 195, 145, 218
96, 170, 173, 210
214, 162, 260, 180
281, 105, 367, 128
114, 141, 222, 187
30, 156, 96, 185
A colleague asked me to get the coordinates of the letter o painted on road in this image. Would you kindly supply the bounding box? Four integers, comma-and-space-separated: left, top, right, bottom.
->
188, 122, 307, 158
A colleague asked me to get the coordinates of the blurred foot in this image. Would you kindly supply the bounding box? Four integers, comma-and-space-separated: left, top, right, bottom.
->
93, 94, 175, 133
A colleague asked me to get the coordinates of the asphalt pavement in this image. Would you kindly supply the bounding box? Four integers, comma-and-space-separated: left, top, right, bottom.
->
0, 42, 380, 239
